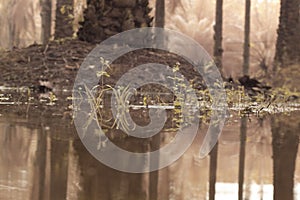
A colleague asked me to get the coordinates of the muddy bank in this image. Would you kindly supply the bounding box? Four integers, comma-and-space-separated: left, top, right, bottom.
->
0, 39, 94, 90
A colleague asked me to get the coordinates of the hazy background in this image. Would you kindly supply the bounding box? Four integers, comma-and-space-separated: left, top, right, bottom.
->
0, 0, 280, 77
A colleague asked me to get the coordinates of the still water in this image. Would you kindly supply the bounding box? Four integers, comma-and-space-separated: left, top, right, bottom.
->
0, 109, 299, 200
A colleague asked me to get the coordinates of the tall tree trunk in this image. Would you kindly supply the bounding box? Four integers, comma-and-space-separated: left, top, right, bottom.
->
243, 0, 251, 75
208, 2, 223, 198
54, 0, 74, 39
272, 0, 300, 199
238, 117, 247, 200
40, 0, 52, 44
274, 0, 300, 72
155, 0, 165, 28
213, 0, 223, 75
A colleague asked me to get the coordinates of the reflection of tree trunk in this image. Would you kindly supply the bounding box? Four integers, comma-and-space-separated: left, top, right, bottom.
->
157, 167, 169, 200
238, 117, 247, 200
31, 129, 47, 200
54, 0, 74, 39
149, 133, 160, 200
50, 137, 69, 200
73, 138, 148, 200
40, 0, 52, 44
272, 113, 299, 200
209, 143, 218, 200
213, 0, 223, 74
155, 0, 165, 28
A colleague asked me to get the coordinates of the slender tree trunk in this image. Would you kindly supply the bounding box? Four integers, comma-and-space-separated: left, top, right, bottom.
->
238, 117, 247, 200
274, 0, 300, 72
208, 2, 224, 198
54, 0, 74, 39
237, 0, 255, 187
243, 0, 251, 75
213, 0, 223, 75
40, 0, 52, 44
155, 0, 165, 28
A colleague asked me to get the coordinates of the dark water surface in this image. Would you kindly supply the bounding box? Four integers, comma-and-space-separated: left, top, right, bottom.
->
0, 110, 299, 200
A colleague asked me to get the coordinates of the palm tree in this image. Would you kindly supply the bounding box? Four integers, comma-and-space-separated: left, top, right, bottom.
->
77, 0, 153, 42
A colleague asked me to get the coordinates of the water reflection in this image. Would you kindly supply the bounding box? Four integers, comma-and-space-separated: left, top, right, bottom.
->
0, 112, 299, 200
272, 111, 300, 200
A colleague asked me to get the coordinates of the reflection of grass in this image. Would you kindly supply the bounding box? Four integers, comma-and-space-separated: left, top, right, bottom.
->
78, 83, 140, 148
87, 60, 300, 146
76, 59, 300, 135
82, 85, 299, 136
107, 84, 137, 132
81, 84, 102, 137
80, 83, 138, 134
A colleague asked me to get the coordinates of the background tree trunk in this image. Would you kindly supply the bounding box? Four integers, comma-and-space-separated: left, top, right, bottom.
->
274, 0, 300, 71
54, 0, 74, 39
40, 0, 52, 44
209, 1, 223, 198
239, 1, 251, 196
155, 0, 165, 28
213, 0, 223, 75
243, 0, 251, 75
150, 0, 165, 191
